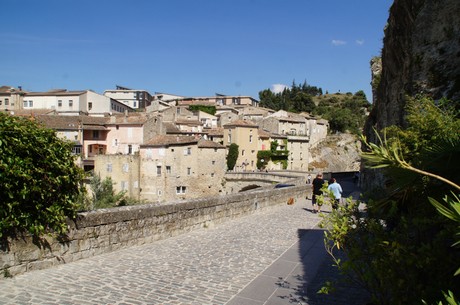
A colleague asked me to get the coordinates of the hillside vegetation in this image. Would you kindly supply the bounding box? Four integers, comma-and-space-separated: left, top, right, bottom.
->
258, 81, 371, 134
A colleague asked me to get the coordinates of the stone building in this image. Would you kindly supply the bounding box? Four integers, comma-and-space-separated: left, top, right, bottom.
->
0, 86, 26, 111
223, 120, 259, 172
94, 154, 141, 200
139, 135, 226, 203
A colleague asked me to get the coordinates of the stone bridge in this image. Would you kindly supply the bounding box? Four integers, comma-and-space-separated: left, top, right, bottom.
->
224, 170, 309, 193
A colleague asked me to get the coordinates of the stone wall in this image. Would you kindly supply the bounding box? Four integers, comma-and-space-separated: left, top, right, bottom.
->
0, 184, 308, 277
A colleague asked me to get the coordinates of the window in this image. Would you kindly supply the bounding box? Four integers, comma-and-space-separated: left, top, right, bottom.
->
58, 100, 62, 107
184, 147, 191, 155
187, 167, 191, 175
72, 145, 82, 155
116, 125, 119, 130
69, 100, 73, 108
166, 166, 171, 174
5, 98, 9, 106
92, 130, 99, 139
0, 100, 2, 105
176, 186, 186, 194
107, 164, 112, 172
242, 150, 245, 156
249, 135, 253, 143
133, 101, 137, 108
156, 166, 162, 176
123, 163, 129, 173
128, 144, 132, 155
121, 181, 128, 191
23, 100, 33, 108
88, 102, 92, 110
212, 160, 215, 165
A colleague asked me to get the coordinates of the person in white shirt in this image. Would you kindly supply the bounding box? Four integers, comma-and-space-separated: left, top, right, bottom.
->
327, 177, 342, 209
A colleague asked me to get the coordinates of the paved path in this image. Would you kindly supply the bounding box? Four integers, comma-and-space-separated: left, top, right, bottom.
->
0, 178, 368, 305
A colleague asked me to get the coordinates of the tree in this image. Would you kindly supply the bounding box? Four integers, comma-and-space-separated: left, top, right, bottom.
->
227, 143, 239, 170
0, 113, 84, 237
319, 96, 460, 304
88, 175, 127, 210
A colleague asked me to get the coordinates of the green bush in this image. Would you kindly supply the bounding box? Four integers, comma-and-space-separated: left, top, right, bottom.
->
319, 96, 460, 304
227, 143, 239, 170
89, 175, 127, 210
0, 113, 84, 237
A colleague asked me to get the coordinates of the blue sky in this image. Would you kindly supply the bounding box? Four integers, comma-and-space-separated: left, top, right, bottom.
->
1, 0, 393, 101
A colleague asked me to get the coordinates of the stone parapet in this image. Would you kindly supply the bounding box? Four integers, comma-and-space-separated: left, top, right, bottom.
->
1, 184, 308, 277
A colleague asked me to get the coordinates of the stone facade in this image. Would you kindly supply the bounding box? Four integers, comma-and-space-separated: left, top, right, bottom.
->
94, 154, 141, 199
139, 136, 226, 203
223, 120, 259, 172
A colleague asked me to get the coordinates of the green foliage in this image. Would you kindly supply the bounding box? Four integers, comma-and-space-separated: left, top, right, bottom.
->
88, 175, 127, 210
313, 91, 370, 134
256, 150, 271, 169
227, 143, 239, 170
188, 105, 216, 115
256, 140, 289, 169
320, 96, 460, 304
258, 80, 320, 113
0, 113, 84, 237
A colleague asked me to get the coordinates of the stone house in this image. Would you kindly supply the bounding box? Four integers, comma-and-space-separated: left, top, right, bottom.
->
0, 86, 26, 111
94, 154, 141, 199
223, 120, 259, 172
138, 135, 226, 203
217, 111, 240, 127
104, 86, 153, 110
104, 113, 157, 156
196, 110, 218, 128
23, 89, 132, 116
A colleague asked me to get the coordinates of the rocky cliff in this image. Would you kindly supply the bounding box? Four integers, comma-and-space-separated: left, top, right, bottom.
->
365, 0, 460, 140
363, 0, 460, 190
309, 133, 361, 173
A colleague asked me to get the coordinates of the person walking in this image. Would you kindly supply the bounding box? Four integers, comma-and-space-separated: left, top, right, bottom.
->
307, 173, 312, 184
327, 177, 343, 210
311, 173, 325, 213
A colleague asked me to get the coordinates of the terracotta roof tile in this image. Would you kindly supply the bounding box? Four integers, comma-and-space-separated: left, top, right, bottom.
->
197, 139, 225, 149
142, 135, 198, 147
223, 119, 258, 128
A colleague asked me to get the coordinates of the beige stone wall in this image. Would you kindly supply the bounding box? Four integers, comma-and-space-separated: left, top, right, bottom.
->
139, 144, 226, 203
287, 139, 309, 171
0, 184, 307, 277
224, 126, 259, 171
94, 154, 141, 199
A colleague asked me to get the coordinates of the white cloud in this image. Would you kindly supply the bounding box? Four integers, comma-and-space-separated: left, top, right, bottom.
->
356, 39, 365, 45
331, 39, 347, 46
270, 84, 289, 94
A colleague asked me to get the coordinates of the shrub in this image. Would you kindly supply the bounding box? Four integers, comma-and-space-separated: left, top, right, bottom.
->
0, 113, 84, 237
227, 143, 239, 170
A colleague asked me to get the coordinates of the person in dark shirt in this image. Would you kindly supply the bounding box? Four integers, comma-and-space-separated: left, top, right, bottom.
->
311, 173, 325, 213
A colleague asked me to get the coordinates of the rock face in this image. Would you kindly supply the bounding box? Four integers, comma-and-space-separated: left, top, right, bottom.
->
309, 133, 361, 173
365, 0, 460, 140
363, 0, 460, 190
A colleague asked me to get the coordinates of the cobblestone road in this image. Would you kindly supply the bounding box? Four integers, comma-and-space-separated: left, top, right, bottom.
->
0, 179, 367, 305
